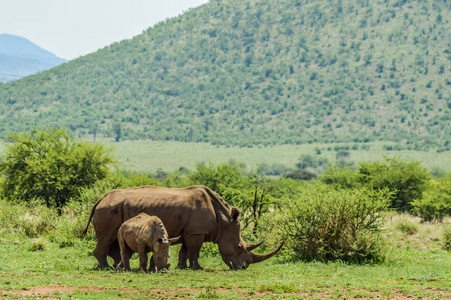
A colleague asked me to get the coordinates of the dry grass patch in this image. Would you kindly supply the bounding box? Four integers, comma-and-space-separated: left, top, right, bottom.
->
384, 213, 450, 250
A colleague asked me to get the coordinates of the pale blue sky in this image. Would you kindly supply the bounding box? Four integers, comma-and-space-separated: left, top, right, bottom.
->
0, 0, 209, 60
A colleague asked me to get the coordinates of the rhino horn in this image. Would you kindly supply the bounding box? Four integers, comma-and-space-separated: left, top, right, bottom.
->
250, 242, 284, 264
245, 241, 263, 251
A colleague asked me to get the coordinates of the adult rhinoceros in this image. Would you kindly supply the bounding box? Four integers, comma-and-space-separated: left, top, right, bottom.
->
83, 185, 283, 270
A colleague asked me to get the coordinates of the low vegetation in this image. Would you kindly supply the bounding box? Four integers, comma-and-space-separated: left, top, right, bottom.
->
0, 199, 449, 299
0, 129, 450, 297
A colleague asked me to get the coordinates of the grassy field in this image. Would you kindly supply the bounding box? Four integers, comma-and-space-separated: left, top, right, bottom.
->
0, 214, 450, 299
0, 139, 450, 298
97, 139, 451, 173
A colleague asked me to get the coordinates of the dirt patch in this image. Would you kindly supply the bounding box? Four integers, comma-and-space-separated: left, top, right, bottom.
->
1, 286, 137, 298
2, 286, 450, 299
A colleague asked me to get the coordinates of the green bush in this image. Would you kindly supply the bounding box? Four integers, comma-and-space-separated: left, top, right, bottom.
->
279, 187, 391, 263
358, 158, 430, 212
77, 175, 123, 205
27, 239, 48, 252
443, 225, 451, 251
117, 170, 163, 188
296, 154, 328, 172
285, 169, 317, 181
187, 162, 249, 200
411, 179, 451, 222
320, 166, 362, 189
0, 128, 115, 209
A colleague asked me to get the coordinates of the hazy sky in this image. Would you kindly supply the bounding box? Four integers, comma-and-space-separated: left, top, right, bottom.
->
0, 0, 209, 60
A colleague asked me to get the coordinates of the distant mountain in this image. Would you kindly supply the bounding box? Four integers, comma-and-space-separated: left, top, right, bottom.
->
0, 0, 450, 150
0, 34, 67, 82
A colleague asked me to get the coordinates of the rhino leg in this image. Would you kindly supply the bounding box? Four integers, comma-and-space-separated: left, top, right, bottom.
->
176, 242, 188, 269
94, 237, 115, 269
185, 235, 205, 270
120, 248, 133, 271
148, 255, 156, 273
108, 240, 122, 268
137, 244, 149, 272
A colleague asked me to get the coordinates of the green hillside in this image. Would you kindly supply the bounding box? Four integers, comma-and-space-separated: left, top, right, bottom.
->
0, 0, 450, 148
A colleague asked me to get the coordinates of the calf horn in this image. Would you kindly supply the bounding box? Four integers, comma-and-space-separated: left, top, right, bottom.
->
250, 242, 284, 264
246, 241, 263, 251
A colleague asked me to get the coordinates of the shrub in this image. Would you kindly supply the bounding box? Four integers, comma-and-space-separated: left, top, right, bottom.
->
27, 239, 48, 251
77, 175, 124, 205
0, 128, 115, 209
117, 170, 163, 188
411, 179, 451, 222
285, 169, 317, 181
320, 167, 362, 189
358, 158, 430, 212
443, 225, 451, 251
279, 187, 392, 263
257, 163, 292, 176
296, 154, 328, 171
187, 162, 249, 197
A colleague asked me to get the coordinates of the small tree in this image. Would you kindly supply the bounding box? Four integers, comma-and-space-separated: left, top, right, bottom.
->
320, 167, 362, 189
113, 123, 122, 142
187, 162, 247, 198
358, 158, 430, 212
412, 178, 451, 222
0, 128, 115, 210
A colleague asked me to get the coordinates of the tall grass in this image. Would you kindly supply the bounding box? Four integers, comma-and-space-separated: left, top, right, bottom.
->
0, 198, 94, 246
384, 213, 450, 251
443, 225, 451, 251
0, 200, 57, 238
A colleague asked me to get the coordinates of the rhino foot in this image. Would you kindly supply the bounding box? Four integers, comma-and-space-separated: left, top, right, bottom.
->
175, 264, 188, 270
94, 264, 114, 271
189, 261, 204, 270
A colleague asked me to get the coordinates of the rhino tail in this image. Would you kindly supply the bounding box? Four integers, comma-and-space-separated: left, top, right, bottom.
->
81, 193, 108, 237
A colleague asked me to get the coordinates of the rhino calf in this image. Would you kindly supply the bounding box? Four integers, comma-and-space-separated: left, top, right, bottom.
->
117, 213, 179, 272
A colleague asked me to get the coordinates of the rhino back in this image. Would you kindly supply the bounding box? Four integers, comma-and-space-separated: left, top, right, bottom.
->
120, 213, 165, 252
121, 186, 221, 241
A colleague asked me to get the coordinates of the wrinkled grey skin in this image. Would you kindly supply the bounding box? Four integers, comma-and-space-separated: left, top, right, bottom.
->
116, 213, 179, 272
83, 185, 283, 270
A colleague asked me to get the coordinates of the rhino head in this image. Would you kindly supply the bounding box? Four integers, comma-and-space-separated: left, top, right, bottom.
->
217, 207, 283, 270
152, 236, 180, 272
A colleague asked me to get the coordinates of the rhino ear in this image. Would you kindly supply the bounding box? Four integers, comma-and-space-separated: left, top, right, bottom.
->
169, 236, 181, 244
231, 207, 240, 221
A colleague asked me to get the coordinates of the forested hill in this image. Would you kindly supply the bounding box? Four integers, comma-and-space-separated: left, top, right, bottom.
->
0, 0, 450, 148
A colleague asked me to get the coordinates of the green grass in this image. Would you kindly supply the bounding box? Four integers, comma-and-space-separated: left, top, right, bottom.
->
1, 211, 450, 299
0, 240, 449, 299
101, 139, 451, 173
